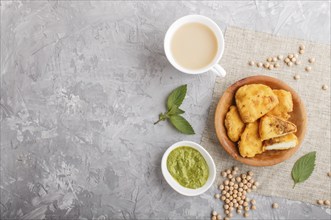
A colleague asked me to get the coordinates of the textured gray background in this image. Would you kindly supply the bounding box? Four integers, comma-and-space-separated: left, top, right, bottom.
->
0, 1, 330, 219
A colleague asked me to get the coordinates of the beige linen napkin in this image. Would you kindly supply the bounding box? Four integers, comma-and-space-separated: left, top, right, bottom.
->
201, 26, 331, 204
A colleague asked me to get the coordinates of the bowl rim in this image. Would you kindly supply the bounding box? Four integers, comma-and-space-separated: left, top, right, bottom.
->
214, 75, 307, 166
161, 140, 216, 196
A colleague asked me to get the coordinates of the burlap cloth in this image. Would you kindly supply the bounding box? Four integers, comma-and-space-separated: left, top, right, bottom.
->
201, 27, 331, 204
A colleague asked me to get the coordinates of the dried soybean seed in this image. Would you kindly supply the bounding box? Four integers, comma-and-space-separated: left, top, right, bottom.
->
244, 212, 249, 218
239, 188, 243, 192
225, 199, 230, 204
288, 54, 294, 59
229, 207, 234, 212
251, 205, 257, 210
243, 185, 248, 190
229, 196, 233, 201
226, 193, 230, 198
272, 57, 277, 62
234, 203, 239, 208
231, 170, 237, 176
236, 177, 242, 182
291, 57, 296, 62
327, 172, 331, 177
228, 174, 233, 179
231, 178, 235, 182
299, 49, 305, 54
229, 182, 234, 186
244, 206, 249, 211
251, 199, 256, 205
229, 202, 233, 207
219, 184, 224, 190
274, 63, 280, 68
217, 214, 222, 220
264, 63, 270, 68
254, 182, 259, 187
245, 198, 250, 202
247, 171, 253, 176
252, 185, 257, 190
317, 200, 324, 205
234, 184, 238, 189
322, 85, 328, 90
299, 45, 305, 50
268, 65, 274, 70
222, 190, 227, 195
221, 171, 227, 177
224, 217, 229, 220
211, 216, 216, 220
239, 200, 244, 205
224, 204, 229, 210
215, 194, 220, 199
225, 186, 229, 191
230, 186, 234, 191
243, 179, 248, 184
237, 209, 242, 214
247, 189, 251, 193
294, 53, 299, 58
233, 166, 239, 171
272, 203, 279, 209
238, 192, 242, 197
294, 74, 300, 80
225, 210, 230, 215
246, 176, 252, 181
238, 205, 243, 210
249, 61, 255, 66
277, 55, 283, 60
324, 200, 330, 206
284, 57, 290, 63
305, 66, 311, 72
226, 169, 231, 174
309, 58, 315, 63
257, 62, 263, 67
221, 196, 226, 201
212, 211, 217, 216
224, 180, 229, 185
247, 183, 252, 188
267, 57, 273, 62
287, 62, 293, 67
295, 60, 301, 65
227, 213, 233, 218
241, 174, 247, 179
243, 202, 249, 207
242, 191, 247, 196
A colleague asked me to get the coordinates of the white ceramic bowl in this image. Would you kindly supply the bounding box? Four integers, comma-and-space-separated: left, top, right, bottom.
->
161, 140, 216, 196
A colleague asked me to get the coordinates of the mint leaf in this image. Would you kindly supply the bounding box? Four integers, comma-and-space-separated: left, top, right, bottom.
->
167, 105, 185, 116
291, 151, 316, 188
169, 115, 195, 135
167, 84, 187, 110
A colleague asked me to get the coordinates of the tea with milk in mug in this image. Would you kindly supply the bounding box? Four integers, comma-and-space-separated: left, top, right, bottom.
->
171, 22, 218, 70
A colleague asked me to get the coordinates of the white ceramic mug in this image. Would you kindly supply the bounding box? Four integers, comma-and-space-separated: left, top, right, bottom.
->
164, 15, 226, 77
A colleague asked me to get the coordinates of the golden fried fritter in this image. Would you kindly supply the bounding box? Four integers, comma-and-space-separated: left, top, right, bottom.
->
235, 84, 279, 123
238, 121, 264, 158
263, 133, 298, 150
224, 106, 245, 142
267, 89, 293, 120
259, 115, 297, 141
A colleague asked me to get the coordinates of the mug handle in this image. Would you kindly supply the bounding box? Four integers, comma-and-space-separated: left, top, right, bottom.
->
211, 64, 226, 77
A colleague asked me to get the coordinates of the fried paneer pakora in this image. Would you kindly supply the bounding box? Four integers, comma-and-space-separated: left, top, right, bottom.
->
259, 115, 297, 141
263, 133, 298, 150
225, 106, 245, 142
235, 84, 279, 123
238, 121, 263, 158
267, 89, 293, 119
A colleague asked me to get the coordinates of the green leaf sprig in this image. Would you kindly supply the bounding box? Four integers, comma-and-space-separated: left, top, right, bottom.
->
154, 84, 195, 135
291, 151, 316, 189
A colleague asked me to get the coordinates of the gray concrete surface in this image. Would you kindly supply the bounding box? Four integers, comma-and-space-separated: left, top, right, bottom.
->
1, 1, 330, 219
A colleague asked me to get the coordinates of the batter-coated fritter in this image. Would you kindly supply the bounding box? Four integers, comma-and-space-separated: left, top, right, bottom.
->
238, 121, 264, 158
224, 106, 245, 142
259, 115, 297, 141
263, 133, 298, 150
235, 84, 279, 123
267, 89, 293, 119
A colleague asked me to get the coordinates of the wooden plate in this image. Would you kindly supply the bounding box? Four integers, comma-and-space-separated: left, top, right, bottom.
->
214, 75, 307, 166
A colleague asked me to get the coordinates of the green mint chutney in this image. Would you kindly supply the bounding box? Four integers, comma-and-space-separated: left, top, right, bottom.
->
167, 146, 209, 189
